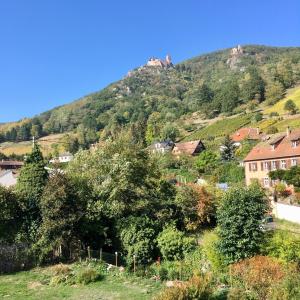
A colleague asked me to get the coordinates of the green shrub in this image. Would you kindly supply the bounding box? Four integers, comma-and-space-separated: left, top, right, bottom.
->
157, 226, 196, 261
201, 231, 226, 272
269, 270, 300, 300
262, 231, 300, 264
76, 267, 101, 284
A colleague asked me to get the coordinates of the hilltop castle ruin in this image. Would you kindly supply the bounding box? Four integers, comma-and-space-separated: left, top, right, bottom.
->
146, 54, 173, 68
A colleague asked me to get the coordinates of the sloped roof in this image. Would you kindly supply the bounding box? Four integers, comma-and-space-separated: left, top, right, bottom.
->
0, 160, 23, 167
231, 127, 261, 142
244, 129, 300, 161
173, 140, 203, 155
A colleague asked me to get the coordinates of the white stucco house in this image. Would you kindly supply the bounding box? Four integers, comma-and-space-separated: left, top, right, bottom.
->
0, 170, 18, 188
50, 152, 74, 164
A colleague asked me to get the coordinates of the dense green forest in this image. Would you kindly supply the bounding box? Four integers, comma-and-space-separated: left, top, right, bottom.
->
1, 45, 300, 147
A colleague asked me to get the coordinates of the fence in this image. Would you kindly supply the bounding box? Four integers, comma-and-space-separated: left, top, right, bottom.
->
0, 243, 128, 274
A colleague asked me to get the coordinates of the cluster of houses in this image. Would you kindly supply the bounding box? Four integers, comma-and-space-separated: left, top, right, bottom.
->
2, 127, 300, 194
0, 152, 73, 188
148, 140, 205, 156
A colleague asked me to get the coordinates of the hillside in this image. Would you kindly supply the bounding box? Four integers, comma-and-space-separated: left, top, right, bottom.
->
1, 44, 300, 155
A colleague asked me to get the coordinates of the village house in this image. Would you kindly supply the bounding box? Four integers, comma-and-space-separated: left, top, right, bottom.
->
148, 141, 174, 154
0, 160, 23, 171
244, 127, 300, 188
50, 152, 73, 164
172, 140, 205, 156
0, 170, 19, 188
231, 127, 263, 144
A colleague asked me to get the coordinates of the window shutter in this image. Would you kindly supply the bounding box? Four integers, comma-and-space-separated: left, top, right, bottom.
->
249, 163, 252, 171
261, 162, 264, 171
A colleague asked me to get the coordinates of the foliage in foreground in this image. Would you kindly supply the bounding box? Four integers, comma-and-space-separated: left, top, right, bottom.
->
217, 183, 270, 264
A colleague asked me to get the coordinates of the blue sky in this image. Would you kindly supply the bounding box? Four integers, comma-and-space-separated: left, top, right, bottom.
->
0, 0, 299, 122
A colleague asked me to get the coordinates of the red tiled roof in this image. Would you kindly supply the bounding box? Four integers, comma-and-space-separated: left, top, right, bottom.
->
244, 129, 300, 161
231, 127, 261, 142
172, 140, 203, 155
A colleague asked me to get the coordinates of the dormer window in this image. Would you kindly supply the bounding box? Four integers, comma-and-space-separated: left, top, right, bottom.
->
271, 144, 275, 151
292, 141, 298, 148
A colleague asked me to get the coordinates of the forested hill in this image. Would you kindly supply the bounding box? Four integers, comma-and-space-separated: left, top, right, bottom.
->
1, 45, 300, 147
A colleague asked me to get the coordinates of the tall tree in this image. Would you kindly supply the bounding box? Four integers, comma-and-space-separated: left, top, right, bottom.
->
16, 143, 48, 241
217, 184, 269, 264
220, 135, 236, 161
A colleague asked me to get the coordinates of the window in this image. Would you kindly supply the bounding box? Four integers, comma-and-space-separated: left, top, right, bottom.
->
271, 144, 275, 151
264, 162, 269, 171
263, 177, 270, 187
281, 160, 286, 169
292, 141, 298, 148
271, 161, 277, 170
292, 158, 297, 166
250, 163, 257, 171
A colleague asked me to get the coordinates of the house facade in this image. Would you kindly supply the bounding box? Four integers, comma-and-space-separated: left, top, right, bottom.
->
50, 152, 73, 164
244, 128, 300, 188
148, 141, 174, 154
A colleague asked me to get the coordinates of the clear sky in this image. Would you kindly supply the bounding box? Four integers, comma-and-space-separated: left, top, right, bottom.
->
0, 0, 299, 122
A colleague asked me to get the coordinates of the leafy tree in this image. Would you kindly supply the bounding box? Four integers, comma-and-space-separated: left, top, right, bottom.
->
284, 99, 297, 115
242, 67, 265, 102
253, 112, 263, 122
214, 161, 244, 183
119, 216, 159, 266
220, 135, 236, 161
160, 124, 179, 142
16, 143, 48, 241
0, 186, 21, 242
35, 172, 87, 261
265, 81, 284, 105
195, 150, 219, 174
217, 183, 269, 264
67, 132, 167, 219
175, 184, 217, 231
157, 226, 196, 261
213, 80, 240, 113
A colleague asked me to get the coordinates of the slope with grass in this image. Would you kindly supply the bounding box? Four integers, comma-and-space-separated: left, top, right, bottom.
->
264, 85, 300, 115
0, 267, 162, 300
0, 133, 65, 156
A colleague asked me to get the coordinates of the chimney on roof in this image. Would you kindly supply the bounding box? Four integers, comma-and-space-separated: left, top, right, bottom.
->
287, 126, 291, 137
256, 127, 260, 135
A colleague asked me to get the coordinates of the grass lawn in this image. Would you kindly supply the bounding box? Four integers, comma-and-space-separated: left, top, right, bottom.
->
275, 218, 300, 234
0, 267, 162, 300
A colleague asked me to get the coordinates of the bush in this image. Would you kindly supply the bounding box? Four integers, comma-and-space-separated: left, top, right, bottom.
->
76, 267, 101, 284
157, 226, 196, 261
201, 231, 226, 272
269, 269, 300, 300
154, 275, 213, 300
266, 126, 278, 134
230, 256, 285, 299
217, 183, 269, 264
262, 231, 300, 264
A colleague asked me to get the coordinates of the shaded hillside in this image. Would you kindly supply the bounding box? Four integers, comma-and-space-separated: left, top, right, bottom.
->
1, 45, 300, 148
